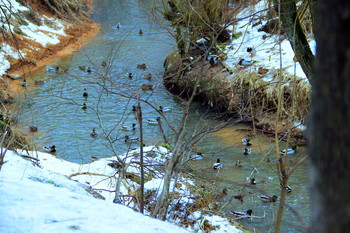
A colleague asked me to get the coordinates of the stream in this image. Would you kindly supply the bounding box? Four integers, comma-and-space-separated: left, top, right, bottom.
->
16, 0, 309, 232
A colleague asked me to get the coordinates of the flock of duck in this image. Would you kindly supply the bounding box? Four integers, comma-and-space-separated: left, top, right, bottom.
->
210, 137, 297, 219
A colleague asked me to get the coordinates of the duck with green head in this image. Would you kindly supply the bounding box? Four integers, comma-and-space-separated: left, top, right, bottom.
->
231, 209, 253, 218
280, 145, 297, 155
258, 194, 278, 203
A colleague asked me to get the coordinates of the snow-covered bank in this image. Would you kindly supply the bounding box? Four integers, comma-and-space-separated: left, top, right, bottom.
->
0, 150, 190, 233
0, 147, 243, 233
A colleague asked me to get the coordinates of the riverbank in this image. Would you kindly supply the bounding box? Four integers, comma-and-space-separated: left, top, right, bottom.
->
0, 0, 99, 102
162, 0, 312, 145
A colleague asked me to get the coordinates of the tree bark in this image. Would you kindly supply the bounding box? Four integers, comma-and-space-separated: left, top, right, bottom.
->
309, 0, 350, 232
274, 0, 315, 81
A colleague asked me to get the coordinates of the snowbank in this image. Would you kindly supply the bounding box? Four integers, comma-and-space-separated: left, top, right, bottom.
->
0, 150, 190, 233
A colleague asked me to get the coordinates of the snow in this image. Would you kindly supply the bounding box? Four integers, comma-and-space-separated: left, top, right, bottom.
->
225, 0, 315, 80
0, 150, 190, 233
0, 148, 242, 233
0, 0, 68, 76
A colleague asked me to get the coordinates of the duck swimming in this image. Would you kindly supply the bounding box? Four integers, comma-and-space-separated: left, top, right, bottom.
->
128, 73, 133, 79
147, 117, 161, 125
242, 138, 252, 146
124, 135, 139, 143
238, 59, 253, 67
258, 194, 278, 203
44, 145, 56, 153
213, 158, 223, 169
280, 145, 297, 155
83, 88, 88, 98
122, 123, 136, 131
231, 209, 253, 218
90, 128, 98, 138
158, 106, 172, 112
82, 103, 87, 110
243, 147, 252, 155
21, 79, 27, 87
87, 67, 92, 73
190, 152, 203, 160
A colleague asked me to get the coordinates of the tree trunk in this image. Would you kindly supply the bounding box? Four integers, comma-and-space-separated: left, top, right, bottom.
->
274, 0, 315, 81
309, 0, 350, 232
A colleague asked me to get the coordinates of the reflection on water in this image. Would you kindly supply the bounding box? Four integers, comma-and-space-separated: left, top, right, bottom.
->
16, 0, 309, 232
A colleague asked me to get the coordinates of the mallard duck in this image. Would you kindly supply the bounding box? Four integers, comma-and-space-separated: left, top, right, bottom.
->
208, 55, 218, 67
44, 145, 56, 153
238, 59, 253, 67
87, 67, 92, 73
213, 158, 223, 169
124, 135, 139, 143
101, 61, 107, 67
137, 63, 147, 69
21, 79, 27, 87
250, 178, 257, 185
235, 160, 243, 167
258, 194, 278, 203
190, 152, 203, 160
82, 103, 87, 110
280, 184, 292, 193
247, 47, 256, 57
90, 128, 98, 138
144, 73, 152, 80
258, 67, 269, 75
280, 145, 297, 155
147, 117, 161, 125
128, 73, 133, 79
47, 67, 58, 72
122, 123, 136, 131
78, 66, 86, 71
231, 209, 253, 218
83, 88, 88, 98
55, 67, 68, 74
158, 106, 172, 112
141, 84, 153, 91
115, 23, 120, 29
132, 105, 137, 112
243, 147, 252, 155
34, 80, 44, 85
29, 126, 38, 132
242, 138, 252, 146
139, 29, 143, 35
214, 188, 228, 199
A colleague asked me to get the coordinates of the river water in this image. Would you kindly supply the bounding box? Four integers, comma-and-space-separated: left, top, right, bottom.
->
16, 0, 309, 232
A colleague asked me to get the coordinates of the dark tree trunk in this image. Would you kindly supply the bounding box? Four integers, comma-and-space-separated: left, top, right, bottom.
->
274, 0, 315, 81
309, 0, 350, 232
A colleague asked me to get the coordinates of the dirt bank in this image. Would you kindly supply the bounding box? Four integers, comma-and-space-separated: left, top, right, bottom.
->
163, 50, 307, 145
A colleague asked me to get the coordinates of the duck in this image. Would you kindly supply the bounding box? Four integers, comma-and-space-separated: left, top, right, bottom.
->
90, 128, 98, 138
82, 103, 87, 110
238, 59, 253, 67
208, 55, 218, 68
235, 160, 243, 167
115, 23, 120, 29
83, 88, 88, 98
101, 61, 107, 67
247, 47, 256, 57
213, 158, 223, 169
231, 209, 253, 218
87, 67, 92, 73
124, 135, 139, 143
147, 117, 161, 125
214, 188, 228, 199
55, 67, 68, 74
280, 145, 297, 155
158, 106, 172, 112
243, 147, 252, 155
44, 145, 56, 153
190, 152, 203, 160
47, 67, 58, 72
141, 84, 153, 91
258, 194, 278, 203
144, 73, 152, 80
137, 63, 147, 69
34, 80, 44, 85
78, 66, 86, 71
280, 184, 292, 193
122, 123, 136, 131
139, 29, 143, 35
132, 105, 137, 112
242, 138, 252, 146
21, 79, 27, 87
250, 177, 257, 185
128, 73, 133, 79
